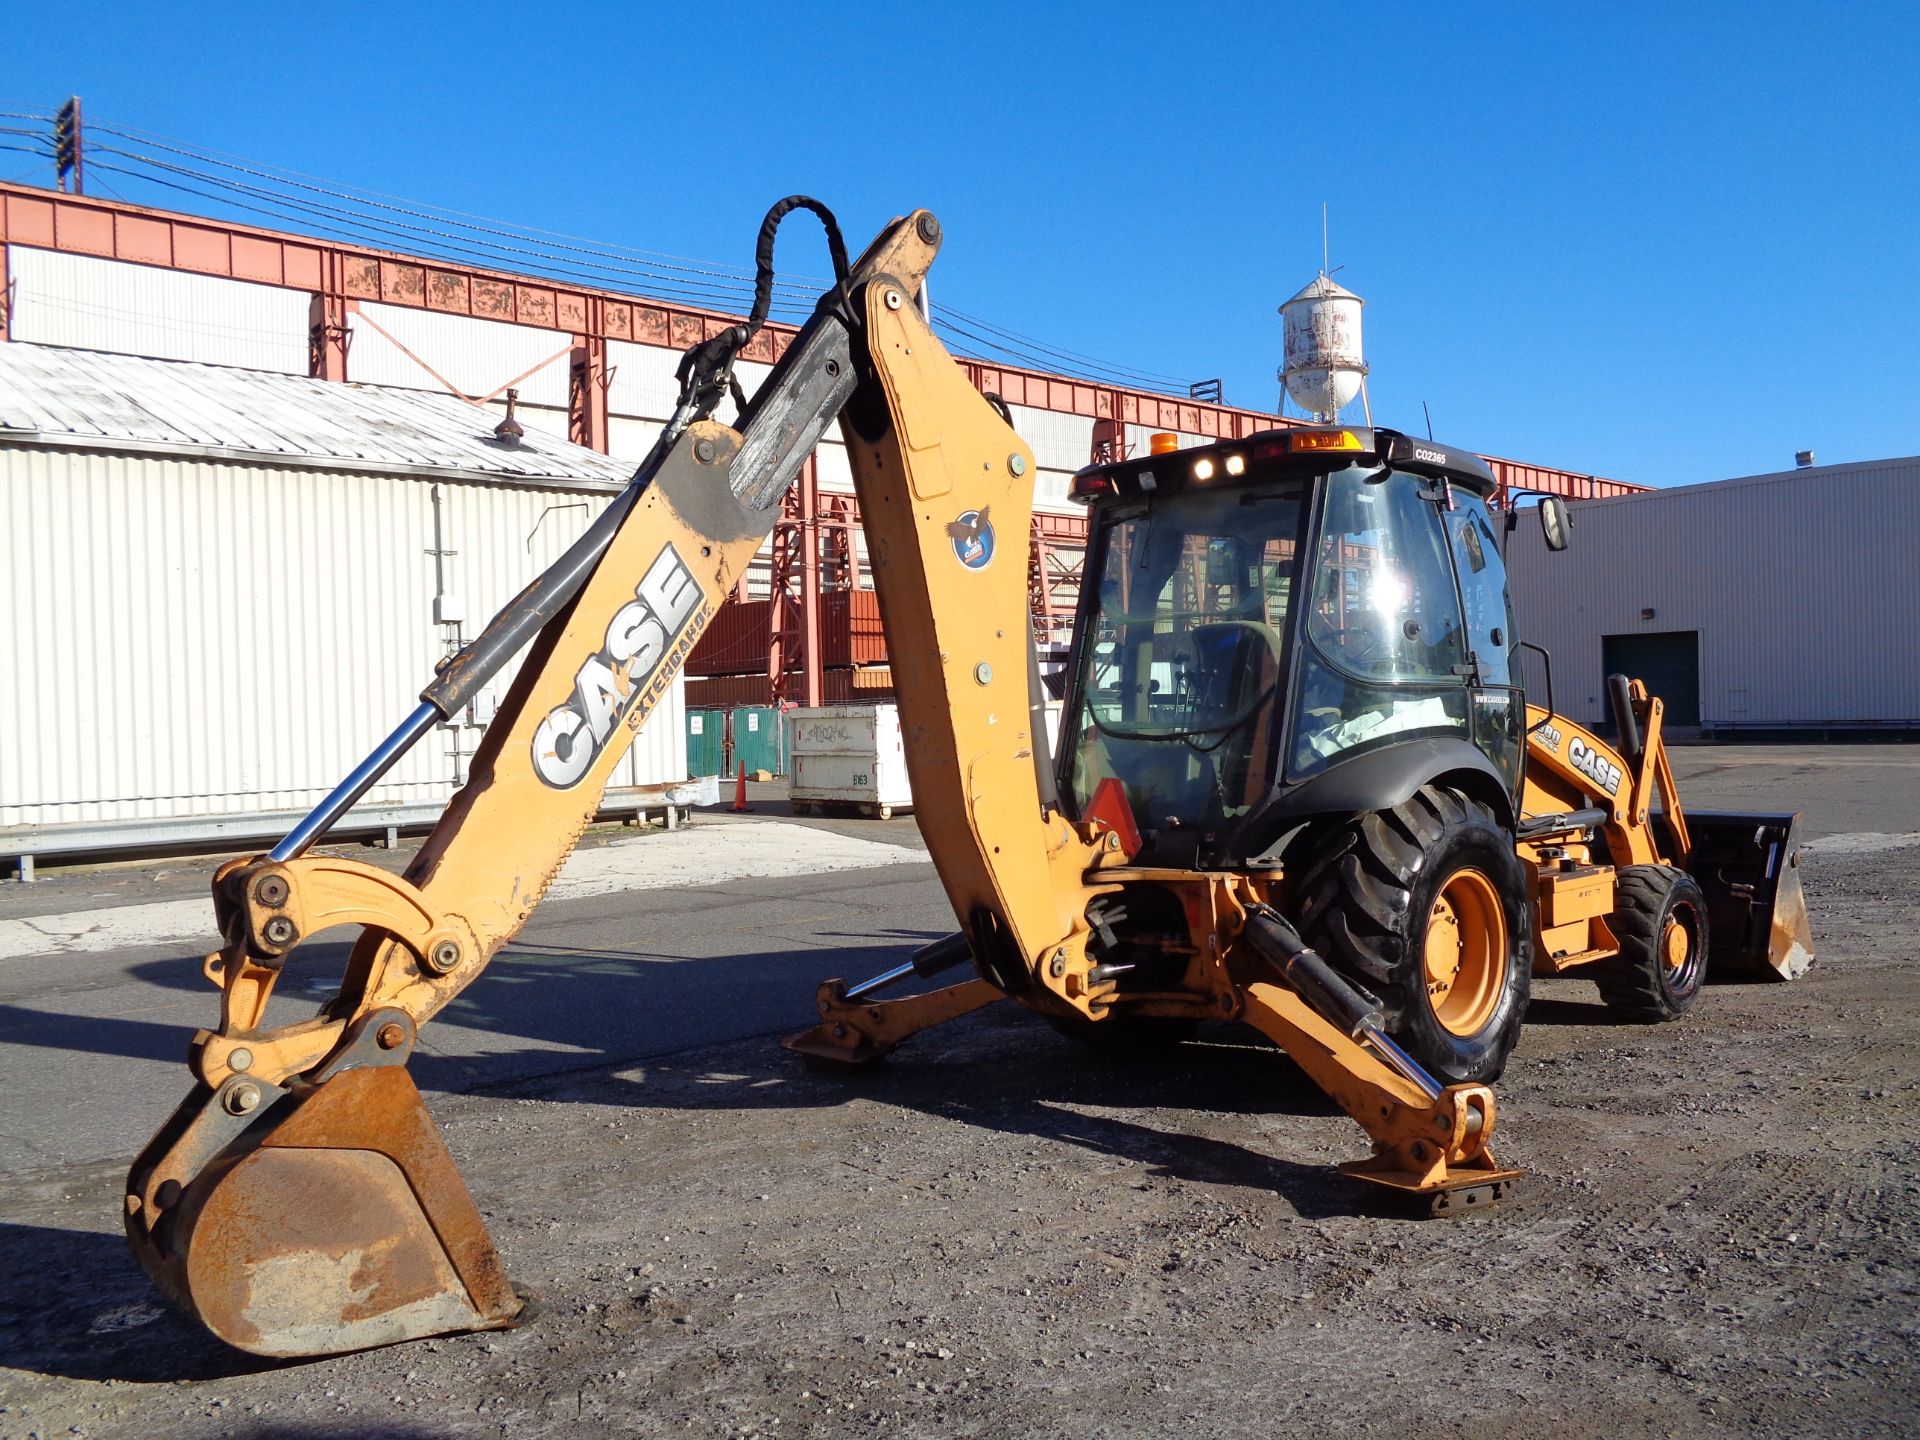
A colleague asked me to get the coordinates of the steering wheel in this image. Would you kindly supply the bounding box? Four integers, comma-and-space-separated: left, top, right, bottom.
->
1314, 624, 1388, 669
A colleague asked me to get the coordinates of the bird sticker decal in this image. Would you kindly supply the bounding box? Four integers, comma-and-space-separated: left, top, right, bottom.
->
946, 507, 996, 570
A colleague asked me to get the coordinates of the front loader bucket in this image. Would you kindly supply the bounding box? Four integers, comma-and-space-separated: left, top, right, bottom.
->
1679, 810, 1816, 981
125, 1064, 522, 1358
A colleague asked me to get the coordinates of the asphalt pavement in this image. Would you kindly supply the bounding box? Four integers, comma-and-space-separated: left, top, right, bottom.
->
0, 744, 1912, 1176
0, 809, 942, 1173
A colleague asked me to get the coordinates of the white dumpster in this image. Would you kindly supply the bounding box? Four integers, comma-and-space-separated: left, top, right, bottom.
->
787, 704, 914, 818
786, 700, 1070, 819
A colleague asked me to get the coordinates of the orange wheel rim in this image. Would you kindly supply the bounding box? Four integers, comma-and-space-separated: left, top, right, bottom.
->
1662, 913, 1693, 974
1424, 867, 1507, 1037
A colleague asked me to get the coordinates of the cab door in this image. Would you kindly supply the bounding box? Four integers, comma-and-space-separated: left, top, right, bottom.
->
1447, 495, 1524, 798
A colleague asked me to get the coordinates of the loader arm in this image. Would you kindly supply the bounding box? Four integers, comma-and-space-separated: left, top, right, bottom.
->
1522, 682, 1812, 981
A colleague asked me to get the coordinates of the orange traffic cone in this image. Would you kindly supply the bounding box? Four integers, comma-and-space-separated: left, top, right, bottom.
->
732, 761, 750, 813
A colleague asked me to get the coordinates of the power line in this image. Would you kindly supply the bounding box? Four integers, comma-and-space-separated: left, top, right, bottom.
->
84, 160, 810, 317
87, 121, 830, 304
24, 107, 1210, 396
936, 303, 1197, 389
90, 116, 830, 285
930, 311, 1195, 390
91, 142, 810, 313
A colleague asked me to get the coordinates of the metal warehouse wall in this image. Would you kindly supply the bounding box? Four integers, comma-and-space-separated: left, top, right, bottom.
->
5, 244, 1179, 533
1507, 458, 1920, 730
0, 446, 686, 828
9, 246, 311, 374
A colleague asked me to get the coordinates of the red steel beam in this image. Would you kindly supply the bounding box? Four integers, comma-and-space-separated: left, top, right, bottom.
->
799, 459, 824, 708
0, 185, 1322, 461
0, 181, 1645, 502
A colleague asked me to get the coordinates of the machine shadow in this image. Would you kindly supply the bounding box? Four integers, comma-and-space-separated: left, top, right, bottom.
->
0, 1222, 278, 1383
120, 929, 1384, 1223
1521, 995, 1633, 1027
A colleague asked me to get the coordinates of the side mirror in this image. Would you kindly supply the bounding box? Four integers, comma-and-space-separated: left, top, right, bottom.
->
1539, 496, 1572, 552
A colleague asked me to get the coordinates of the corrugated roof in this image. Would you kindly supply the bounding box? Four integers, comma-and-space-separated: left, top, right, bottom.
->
0, 342, 637, 489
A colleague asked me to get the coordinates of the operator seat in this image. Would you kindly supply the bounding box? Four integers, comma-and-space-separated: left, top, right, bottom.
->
1187, 620, 1284, 813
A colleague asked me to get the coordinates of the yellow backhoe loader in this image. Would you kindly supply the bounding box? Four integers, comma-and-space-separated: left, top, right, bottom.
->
124, 198, 1813, 1359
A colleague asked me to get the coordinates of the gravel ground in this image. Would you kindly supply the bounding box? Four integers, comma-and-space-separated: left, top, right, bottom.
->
2, 830, 1915, 1439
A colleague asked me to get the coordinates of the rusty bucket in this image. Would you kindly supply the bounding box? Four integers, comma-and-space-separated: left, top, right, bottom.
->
126, 1063, 522, 1358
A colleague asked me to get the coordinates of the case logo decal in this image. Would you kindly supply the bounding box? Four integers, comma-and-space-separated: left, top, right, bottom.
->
1567, 736, 1624, 796
533, 544, 705, 788
946, 507, 995, 570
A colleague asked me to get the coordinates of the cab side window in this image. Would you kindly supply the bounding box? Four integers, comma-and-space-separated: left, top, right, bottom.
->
1307, 474, 1466, 682
1447, 494, 1523, 792
1449, 497, 1517, 686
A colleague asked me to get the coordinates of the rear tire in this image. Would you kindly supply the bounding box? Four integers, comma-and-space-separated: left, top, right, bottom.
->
1594, 864, 1708, 1020
1296, 785, 1532, 1085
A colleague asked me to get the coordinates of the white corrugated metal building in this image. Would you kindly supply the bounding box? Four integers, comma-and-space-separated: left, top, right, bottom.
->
4, 246, 1153, 597
1508, 456, 1920, 735
0, 342, 689, 836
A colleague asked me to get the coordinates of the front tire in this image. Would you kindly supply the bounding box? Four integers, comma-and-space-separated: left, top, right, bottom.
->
1296, 785, 1531, 1084
1593, 864, 1708, 1020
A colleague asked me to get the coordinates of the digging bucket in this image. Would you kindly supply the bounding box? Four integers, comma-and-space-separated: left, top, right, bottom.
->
125, 1058, 523, 1358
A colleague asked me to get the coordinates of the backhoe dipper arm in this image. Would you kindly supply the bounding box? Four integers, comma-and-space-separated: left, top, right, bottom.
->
173, 211, 940, 1096
124, 207, 942, 1358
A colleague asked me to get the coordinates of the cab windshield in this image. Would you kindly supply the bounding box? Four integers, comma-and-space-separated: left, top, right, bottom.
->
1064, 481, 1305, 827
1291, 464, 1471, 775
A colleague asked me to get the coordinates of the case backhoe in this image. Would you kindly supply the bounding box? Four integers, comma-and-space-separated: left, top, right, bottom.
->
125, 198, 1812, 1359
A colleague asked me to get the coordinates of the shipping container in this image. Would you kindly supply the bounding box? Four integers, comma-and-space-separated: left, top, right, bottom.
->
787, 704, 912, 818
686, 708, 727, 778
685, 668, 894, 708
688, 590, 889, 676
688, 598, 773, 675
729, 706, 784, 776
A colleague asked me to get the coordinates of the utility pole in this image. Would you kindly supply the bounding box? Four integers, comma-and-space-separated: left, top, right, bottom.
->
53, 97, 84, 195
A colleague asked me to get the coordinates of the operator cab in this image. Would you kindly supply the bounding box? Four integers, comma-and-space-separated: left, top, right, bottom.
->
1058, 426, 1523, 868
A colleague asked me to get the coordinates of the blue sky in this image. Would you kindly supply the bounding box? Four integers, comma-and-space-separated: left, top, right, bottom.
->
8, 1, 1917, 486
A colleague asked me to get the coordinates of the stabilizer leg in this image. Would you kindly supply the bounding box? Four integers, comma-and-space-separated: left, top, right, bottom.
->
1236, 980, 1522, 1214
784, 976, 1006, 1068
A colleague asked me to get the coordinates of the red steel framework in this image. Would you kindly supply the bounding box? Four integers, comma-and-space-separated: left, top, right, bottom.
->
0, 182, 1646, 706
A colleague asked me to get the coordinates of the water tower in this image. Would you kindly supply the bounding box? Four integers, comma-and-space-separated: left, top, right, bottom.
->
1278, 273, 1371, 425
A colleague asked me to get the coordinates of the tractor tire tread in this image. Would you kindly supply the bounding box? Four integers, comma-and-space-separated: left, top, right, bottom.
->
1294, 784, 1531, 1084
1593, 863, 1705, 1021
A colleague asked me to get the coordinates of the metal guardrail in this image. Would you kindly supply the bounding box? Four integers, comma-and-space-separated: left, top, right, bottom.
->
1, 776, 722, 882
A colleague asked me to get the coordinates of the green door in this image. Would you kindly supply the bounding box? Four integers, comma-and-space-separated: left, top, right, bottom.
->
687, 708, 727, 777
1601, 632, 1700, 727
730, 706, 784, 776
